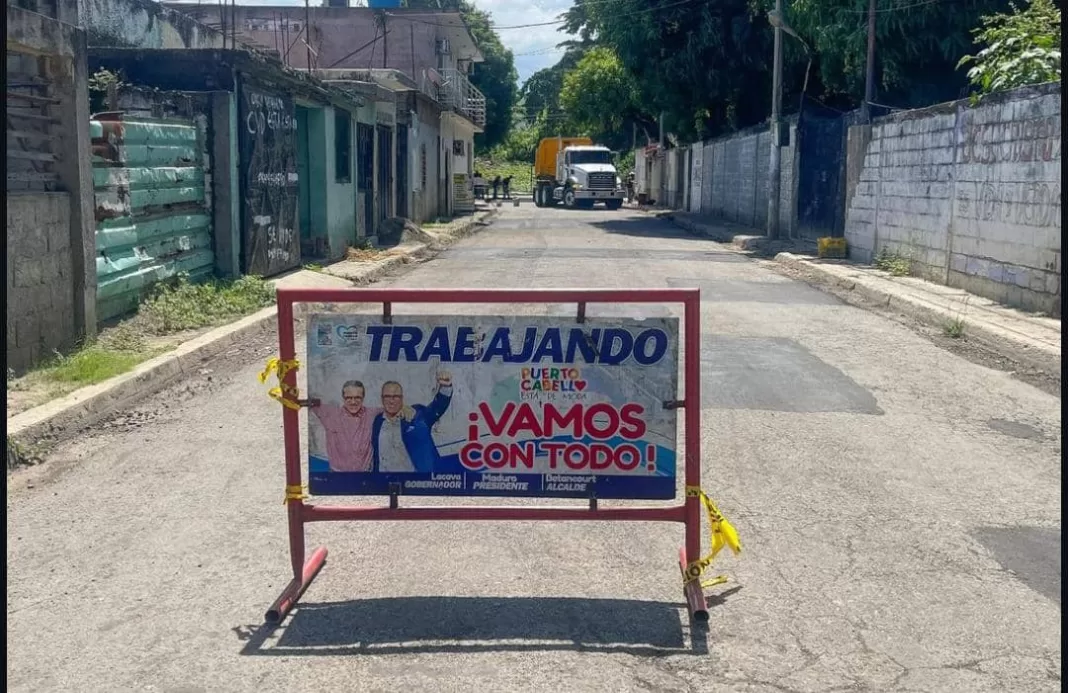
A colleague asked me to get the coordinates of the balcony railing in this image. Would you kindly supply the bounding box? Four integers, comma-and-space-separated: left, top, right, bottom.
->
422, 68, 486, 130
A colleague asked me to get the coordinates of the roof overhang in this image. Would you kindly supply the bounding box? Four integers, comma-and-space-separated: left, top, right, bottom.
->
315, 68, 416, 94
390, 10, 483, 63
441, 108, 481, 134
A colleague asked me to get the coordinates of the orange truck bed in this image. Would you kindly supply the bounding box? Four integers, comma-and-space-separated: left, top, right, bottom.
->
534, 136, 593, 179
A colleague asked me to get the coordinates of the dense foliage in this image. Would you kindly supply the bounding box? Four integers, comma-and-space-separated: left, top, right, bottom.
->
530, 0, 1031, 148
957, 0, 1061, 95
415, 0, 1057, 162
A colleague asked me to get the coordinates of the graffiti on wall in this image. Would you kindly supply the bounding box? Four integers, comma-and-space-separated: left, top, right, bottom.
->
956, 181, 1061, 228
958, 115, 1061, 165
239, 84, 300, 276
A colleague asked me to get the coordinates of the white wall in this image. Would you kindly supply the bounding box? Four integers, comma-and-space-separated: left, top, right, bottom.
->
844, 83, 1061, 315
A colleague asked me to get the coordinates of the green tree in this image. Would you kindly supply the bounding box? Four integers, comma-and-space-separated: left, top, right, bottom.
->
557, 0, 1025, 142
558, 47, 637, 145
957, 0, 1061, 95
561, 0, 776, 141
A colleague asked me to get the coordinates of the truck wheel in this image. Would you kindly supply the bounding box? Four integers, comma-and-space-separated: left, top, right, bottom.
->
605, 199, 623, 210
564, 188, 576, 209
533, 186, 543, 207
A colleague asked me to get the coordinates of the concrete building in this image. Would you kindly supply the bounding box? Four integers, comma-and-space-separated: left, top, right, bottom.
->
89, 47, 376, 280
7, 0, 96, 372
169, 3, 486, 220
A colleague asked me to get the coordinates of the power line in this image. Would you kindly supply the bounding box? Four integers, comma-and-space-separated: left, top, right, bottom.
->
388, 0, 700, 32
841, 0, 955, 13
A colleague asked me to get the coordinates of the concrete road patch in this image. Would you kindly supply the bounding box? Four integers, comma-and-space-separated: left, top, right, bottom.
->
701, 336, 883, 414
972, 526, 1061, 605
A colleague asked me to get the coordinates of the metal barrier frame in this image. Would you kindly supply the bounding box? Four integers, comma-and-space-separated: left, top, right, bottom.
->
265, 287, 708, 624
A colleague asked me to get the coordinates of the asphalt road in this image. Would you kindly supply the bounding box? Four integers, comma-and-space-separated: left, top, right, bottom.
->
7, 205, 1062, 692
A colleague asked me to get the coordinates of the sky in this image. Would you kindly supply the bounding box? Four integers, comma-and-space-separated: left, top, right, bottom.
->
469, 0, 573, 84
194, 0, 575, 85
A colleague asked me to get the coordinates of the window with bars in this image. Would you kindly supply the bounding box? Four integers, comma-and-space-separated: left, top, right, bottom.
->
334, 110, 352, 184
420, 143, 427, 190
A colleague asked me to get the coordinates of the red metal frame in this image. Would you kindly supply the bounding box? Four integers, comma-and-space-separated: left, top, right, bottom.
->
265, 288, 708, 624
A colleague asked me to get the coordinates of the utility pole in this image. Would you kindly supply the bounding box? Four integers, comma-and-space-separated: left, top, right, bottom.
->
862, 0, 877, 122
304, 0, 311, 70
658, 112, 665, 149
766, 0, 783, 239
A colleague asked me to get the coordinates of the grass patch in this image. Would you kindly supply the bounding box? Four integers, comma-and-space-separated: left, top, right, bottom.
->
474, 158, 534, 194
43, 345, 153, 385
7, 274, 276, 415
136, 274, 276, 334
303, 263, 323, 272
944, 317, 966, 339
874, 250, 911, 277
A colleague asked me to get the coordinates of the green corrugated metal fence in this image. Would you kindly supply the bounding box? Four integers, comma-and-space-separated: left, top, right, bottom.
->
91, 116, 214, 322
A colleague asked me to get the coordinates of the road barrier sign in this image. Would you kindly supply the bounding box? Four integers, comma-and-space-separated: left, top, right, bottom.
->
262, 288, 740, 625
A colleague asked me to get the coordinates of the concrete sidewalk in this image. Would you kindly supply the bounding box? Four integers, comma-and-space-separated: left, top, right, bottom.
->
775, 252, 1061, 374
667, 211, 1061, 378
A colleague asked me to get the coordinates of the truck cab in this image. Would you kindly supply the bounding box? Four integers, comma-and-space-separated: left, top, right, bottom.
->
533, 138, 625, 209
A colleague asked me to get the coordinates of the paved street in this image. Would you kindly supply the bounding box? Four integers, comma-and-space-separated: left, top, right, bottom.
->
7, 205, 1061, 692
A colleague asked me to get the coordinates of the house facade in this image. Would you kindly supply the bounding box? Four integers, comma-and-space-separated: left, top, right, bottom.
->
169, 3, 486, 221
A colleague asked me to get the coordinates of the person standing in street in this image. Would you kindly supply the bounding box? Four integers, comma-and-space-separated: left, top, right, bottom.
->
491, 175, 501, 200
503, 175, 513, 200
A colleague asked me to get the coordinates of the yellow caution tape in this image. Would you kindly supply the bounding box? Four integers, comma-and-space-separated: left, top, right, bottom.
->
683, 485, 743, 589
283, 483, 308, 504
259, 357, 302, 411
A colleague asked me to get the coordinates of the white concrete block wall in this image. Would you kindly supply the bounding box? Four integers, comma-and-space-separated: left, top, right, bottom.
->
778, 123, 797, 236
685, 125, 794, 231
689, 145, 704, 213
843, 84, 1060, 315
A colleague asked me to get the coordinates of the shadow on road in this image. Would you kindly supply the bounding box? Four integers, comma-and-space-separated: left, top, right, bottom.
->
587, 217, 702, 241
235, 595, 716, 657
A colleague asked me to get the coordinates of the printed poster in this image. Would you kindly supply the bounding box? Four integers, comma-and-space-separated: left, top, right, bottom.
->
306, 315, 679, 499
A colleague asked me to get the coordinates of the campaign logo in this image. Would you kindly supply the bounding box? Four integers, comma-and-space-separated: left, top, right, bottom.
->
316, 323, 333, 346
335, 325, 361, 345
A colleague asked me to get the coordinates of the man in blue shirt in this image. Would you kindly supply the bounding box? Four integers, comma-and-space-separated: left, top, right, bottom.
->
372, 371, 453, 473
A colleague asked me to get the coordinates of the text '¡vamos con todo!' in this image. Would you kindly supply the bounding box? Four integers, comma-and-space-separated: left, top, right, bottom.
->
358, 325, 672, 365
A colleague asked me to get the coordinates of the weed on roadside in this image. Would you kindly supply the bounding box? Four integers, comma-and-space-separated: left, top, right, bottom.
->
136, 274, 276, 334
7, 275, 276, 415
7, 437, 44, 470
874, 250, 911, 277
303, 263, 323, 272
944, 317, 966, 339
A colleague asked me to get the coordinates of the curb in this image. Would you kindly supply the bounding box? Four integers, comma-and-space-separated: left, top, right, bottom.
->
774, 252, 1061, 376
331, 208, 498, 286
7, 306, 279, 446
663, 213, 797, 255
7, 208, 500, 450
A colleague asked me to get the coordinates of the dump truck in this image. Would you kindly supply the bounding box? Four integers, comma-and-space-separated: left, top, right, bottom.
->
532, 136, 625, 209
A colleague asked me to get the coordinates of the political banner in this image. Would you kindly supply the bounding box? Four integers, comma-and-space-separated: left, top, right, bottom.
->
305, 315, 679, 499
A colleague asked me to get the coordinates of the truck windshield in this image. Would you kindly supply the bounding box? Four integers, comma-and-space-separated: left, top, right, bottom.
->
568, 150, 613, 165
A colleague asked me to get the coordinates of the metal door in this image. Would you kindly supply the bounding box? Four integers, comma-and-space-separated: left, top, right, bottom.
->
376, 124, 393, 225
357, 123, 374, 236
395, 124, 409, 219
795, 104, 847, 241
